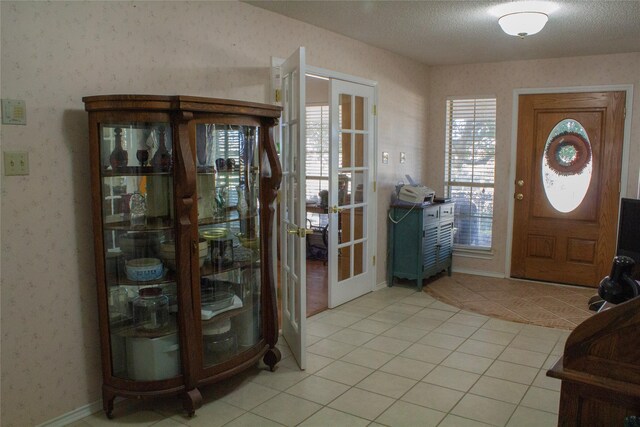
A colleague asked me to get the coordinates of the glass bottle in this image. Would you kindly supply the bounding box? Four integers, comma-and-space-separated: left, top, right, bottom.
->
133, 287, 169, 332
151, 127, 172, 171
213, 186, 228, 220
109, 127, 128, 170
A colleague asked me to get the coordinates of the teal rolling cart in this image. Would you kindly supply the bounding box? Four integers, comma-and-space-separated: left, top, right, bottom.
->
387, 202, 454, 290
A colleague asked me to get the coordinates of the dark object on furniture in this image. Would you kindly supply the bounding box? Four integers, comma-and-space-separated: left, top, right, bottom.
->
598, 255, 640, 305
387, 202, 454, 290
84, 95, 282, 418
547, 290, 640, 425
617, 198, 640, 280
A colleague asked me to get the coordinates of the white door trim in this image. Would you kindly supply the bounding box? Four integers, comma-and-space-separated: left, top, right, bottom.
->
272, 57, 378, 89
505, 84, 634, 277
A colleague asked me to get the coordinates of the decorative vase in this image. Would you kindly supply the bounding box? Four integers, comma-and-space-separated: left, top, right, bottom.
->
212, 186, 227, 220
236, 184, 256, 237
109, 127, 128, 170
196, 125, 207, 166
236, 185, 249, 219
151, 127, 172, 171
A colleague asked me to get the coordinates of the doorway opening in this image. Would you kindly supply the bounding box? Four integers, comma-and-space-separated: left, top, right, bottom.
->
277, 47, 378, 370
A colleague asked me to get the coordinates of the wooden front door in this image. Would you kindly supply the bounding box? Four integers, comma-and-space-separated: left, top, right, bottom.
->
511, 91, 626, 287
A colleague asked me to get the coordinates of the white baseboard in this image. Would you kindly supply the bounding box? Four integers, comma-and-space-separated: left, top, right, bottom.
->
374, 281, 387, 291
37, 400, 102, 427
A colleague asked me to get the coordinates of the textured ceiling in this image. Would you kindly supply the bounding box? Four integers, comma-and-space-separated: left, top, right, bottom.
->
245, 1, 640, 66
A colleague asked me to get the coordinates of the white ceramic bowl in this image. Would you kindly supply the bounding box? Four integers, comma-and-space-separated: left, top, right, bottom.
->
125, 258, 164, 282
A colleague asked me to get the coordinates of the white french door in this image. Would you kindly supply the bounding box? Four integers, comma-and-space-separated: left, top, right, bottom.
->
279, 47, 307, 369
328, 80, 376, 308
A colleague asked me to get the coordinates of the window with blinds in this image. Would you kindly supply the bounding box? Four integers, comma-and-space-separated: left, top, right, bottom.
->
444, 98, 496, 249
305, 105, 329, 202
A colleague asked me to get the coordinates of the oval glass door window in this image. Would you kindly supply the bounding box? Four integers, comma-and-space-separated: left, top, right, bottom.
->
542, 119, 592, 213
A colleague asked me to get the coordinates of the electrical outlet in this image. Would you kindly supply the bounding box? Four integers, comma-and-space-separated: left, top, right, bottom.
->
4, 151, 29, 176
400, 152, 406, 163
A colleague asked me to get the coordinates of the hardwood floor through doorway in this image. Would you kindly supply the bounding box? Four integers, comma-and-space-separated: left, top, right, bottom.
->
306, 259, 328, 317
276, 259, 328, 325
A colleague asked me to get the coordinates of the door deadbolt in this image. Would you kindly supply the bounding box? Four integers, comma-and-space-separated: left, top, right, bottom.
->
517, 180, 524, 187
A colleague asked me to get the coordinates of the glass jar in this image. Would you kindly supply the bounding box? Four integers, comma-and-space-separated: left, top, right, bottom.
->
108, 286, 130, 320
129, 192, 147, 228
133, 287, 169, 332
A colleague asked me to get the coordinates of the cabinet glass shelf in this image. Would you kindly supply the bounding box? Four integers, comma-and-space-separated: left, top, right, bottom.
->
103, 167, 172, 176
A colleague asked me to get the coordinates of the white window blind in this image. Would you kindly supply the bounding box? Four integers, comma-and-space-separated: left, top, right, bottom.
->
212, 124, 242, 206
305, 105, 329, 202
444, 98, 496, 249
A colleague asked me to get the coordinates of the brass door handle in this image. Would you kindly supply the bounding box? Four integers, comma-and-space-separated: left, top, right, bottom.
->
517, 180, 524, 187
515, 193, 524, 200
287, 226, 314, 238
329, 205, 343, 214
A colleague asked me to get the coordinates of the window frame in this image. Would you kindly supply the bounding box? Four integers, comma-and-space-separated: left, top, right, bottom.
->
444, 96, 497, 251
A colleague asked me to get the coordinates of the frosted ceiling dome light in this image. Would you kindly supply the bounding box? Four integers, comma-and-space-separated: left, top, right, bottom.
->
499, 11, 549, 37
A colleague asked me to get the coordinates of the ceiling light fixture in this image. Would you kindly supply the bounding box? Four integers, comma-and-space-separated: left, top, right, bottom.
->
499, 11, 549, 38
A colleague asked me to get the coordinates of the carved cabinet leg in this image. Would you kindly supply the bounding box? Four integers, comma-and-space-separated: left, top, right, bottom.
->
102, 388, 116, 419
263, 346, 282, 372
182, 388, 203, 417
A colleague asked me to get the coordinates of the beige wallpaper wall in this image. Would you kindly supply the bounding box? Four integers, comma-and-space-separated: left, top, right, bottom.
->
0, 2, 429, 425
426, 53, 640, 276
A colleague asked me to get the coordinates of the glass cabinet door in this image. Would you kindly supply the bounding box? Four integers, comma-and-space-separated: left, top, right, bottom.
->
99, 123, 181, 381
195, 123, 262, 368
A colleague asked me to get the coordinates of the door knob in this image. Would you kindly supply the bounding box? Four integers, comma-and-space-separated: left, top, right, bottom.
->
515, 193, 524, 200
287, 226, 314, 238
330, 205, 343, 214
517, 180, 524, 187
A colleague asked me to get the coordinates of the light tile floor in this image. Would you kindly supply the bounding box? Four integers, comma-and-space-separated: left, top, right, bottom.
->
73, 286, 566, 427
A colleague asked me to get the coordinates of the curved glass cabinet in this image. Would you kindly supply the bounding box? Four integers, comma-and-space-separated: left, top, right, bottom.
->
84, 95, 282, 418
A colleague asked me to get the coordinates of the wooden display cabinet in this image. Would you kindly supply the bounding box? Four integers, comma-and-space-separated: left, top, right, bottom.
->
83, 95, 282, 417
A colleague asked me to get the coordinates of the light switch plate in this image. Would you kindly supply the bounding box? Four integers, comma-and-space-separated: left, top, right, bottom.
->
2, 99, 27, 125
4, 151, 29, 175
382, 151, 389, 164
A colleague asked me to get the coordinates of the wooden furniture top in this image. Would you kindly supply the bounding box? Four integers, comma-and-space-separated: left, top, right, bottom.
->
548, 295, 640, 396
82, 95, 281, 118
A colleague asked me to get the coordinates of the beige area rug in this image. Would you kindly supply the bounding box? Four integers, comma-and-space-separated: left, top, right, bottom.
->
423, 272, 596, 330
